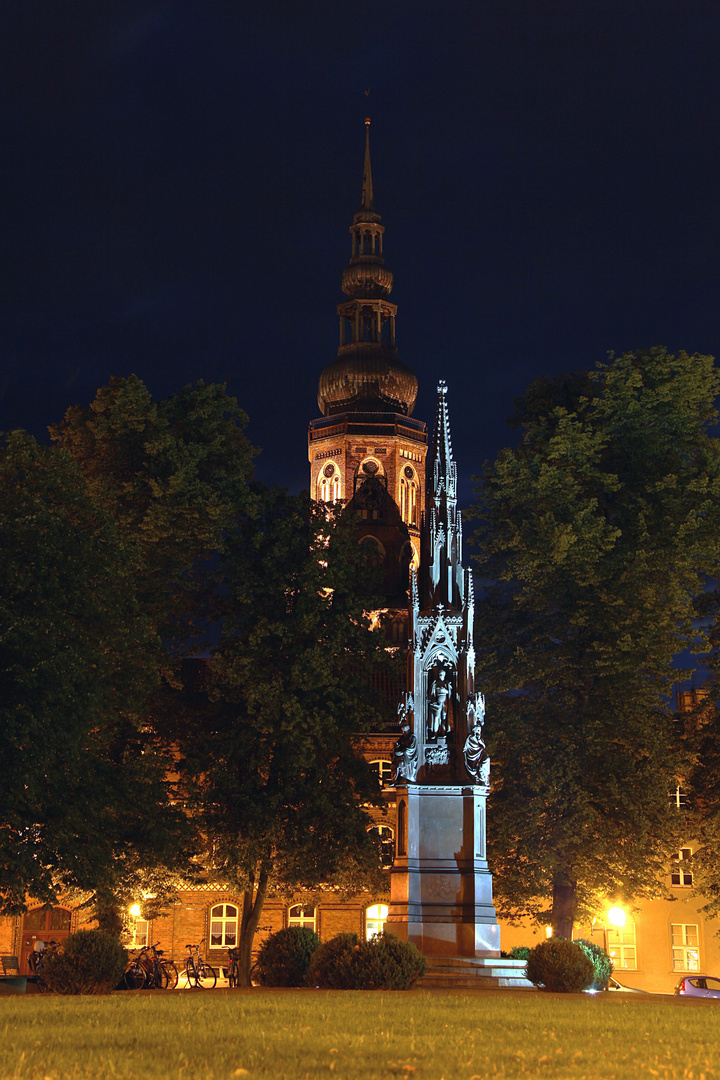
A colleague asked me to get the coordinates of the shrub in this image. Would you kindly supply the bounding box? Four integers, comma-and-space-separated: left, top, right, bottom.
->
307, 930, 426, 990
40, 929, 127, 995
254, 926, 321, 987
525, 938, 594, 993
306, 932, 361, 989
575, 938, 614, 991
509, 946, 531, 961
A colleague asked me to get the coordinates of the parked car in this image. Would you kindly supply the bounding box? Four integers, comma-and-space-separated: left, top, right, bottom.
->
606, 976, 647, 994
674, 976, 720, 999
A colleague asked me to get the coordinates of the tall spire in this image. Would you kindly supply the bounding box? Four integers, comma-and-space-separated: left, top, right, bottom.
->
361, 117, 374, 213
432, 379, 456, 501
316, 121, 418, 417
425, 380, 462, 609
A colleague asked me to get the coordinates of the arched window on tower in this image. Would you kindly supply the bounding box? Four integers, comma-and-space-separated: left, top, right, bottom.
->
399, 465, 418, 528
318, 462, 341, 503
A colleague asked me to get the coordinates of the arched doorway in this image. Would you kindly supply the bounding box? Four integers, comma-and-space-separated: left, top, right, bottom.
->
20, 906, 72, 974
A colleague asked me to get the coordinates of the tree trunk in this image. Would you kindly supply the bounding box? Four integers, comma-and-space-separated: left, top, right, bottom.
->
550, 876, 576, 940
236, 864, 270, 987
95, 889, 124, 936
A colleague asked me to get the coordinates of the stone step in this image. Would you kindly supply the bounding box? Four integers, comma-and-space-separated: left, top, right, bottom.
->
425, 956, 528, 970
418, 955, 534, 989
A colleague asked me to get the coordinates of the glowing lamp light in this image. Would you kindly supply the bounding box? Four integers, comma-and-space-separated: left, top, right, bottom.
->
607, 906, 626, 927
545, 925, 553, 938
129, 904, 142, 918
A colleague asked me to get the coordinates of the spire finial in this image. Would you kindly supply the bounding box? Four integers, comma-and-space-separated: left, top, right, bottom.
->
434, 379, 453, 468
361, 117, 374, 212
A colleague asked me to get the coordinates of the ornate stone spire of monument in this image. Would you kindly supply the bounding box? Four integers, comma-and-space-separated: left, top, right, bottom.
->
388, 380, 499, 961
399, 381, 482, 778
426, 379, 464, 611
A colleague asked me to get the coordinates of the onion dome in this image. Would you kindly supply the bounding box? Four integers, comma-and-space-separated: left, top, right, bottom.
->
317, 119, 418, 417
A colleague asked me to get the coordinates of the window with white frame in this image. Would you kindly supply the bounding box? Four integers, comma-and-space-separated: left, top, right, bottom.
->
671, 847, 693, 887
592, 919, 637, 970
130, 918, 148, 948
672, 924, 700, 971
606, 919, 637, 970
369, 759, 394, 788
668, 785, 688, 808
369, 824, 395, 868
365, 904, 389, 940
288, 904, 316, 931
209, 903, 238, 947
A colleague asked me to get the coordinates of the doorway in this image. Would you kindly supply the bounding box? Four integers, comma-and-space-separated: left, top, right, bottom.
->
20, 907, 72, 974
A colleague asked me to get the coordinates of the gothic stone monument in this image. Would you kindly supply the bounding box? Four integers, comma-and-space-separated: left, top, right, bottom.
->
387, 381, 500, 958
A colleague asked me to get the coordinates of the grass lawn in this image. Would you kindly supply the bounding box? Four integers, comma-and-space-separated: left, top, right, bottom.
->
1, 988, 719, 1080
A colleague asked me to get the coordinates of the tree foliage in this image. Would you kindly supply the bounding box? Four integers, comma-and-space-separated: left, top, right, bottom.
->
2, 376, 255, 918
51, 375, 256, 658
471, 348, 720, 936
172, 487, 398, 984
0, 431, 188, 911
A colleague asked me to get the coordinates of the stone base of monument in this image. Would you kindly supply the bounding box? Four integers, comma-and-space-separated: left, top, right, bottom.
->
417, 956, 534, 990
388, 784, 504, 959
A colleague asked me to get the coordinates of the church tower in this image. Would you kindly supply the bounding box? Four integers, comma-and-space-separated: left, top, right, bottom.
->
308, 120, 427, 608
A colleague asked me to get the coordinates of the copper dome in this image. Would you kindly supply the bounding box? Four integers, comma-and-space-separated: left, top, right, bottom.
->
342, 258, 393, 298
318, 346, 418, 416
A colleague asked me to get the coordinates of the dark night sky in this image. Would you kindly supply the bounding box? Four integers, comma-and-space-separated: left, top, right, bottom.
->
2, 1, 719, 505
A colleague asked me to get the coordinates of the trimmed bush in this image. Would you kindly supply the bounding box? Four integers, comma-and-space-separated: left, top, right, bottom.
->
255, 926, 321, 987
509, 946, 531, 961
40, 929, 127, 995
307, 930, 427, 990
575, 938, 614, 991
525, 938, 594, 993
306, 932, 360, 989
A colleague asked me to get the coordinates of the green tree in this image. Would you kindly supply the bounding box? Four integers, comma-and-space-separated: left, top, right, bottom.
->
0, 432, 189, 913
471, 348, 720, 937
173, 487, 396, 985
50, 376, 255, 927
51, 375, 256, 660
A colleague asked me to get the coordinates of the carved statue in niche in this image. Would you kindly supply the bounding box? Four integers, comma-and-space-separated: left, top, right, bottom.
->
463, 691, 489, 783
427, 666, 452, 739
393, 716, 419, 783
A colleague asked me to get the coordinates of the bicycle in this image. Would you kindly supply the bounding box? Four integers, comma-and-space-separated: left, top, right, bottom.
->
227, 946, 241, 988
122, 943, 178, 989
183, 943, 217, 989
27, 939, 60, 992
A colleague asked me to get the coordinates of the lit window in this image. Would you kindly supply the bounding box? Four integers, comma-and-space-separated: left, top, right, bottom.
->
319, 463, 341, 503
591, 918, 637, 970
399, 466, 418, 527
365, 904, 389, 940
668, 785, 688, 808
130, 919, 148, 948
672, 924, 700, 971
288, 904, 316, 931
671, 848, 693, 887
210, 903, 238, 947
369, 824, 395, 868
369, 760, 394, 788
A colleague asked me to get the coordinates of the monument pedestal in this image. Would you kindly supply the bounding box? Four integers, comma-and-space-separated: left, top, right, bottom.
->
386, 784, 500, 958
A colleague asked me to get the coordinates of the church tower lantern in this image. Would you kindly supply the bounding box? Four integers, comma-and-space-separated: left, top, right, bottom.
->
308, 121, 427, 603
